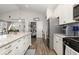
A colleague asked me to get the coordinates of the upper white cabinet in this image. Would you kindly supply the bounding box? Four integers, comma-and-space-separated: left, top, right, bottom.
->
54, 4, 75, 25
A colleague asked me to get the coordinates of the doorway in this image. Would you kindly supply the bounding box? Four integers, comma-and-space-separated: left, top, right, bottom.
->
30, 22, 37, 44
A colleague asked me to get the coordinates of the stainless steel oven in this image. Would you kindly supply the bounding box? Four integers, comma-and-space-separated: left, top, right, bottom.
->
63, 37, 79, 55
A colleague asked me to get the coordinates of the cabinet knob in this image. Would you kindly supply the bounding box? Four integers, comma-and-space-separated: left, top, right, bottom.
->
5, 45, 11, 49
5, 50, 12, 55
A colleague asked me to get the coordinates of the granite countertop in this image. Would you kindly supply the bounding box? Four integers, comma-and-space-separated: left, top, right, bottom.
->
0, 32, 31, 48
54, 33, 79, 38
54, 33, 66, 38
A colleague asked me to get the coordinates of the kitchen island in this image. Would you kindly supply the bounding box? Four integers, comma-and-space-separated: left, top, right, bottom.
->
0, 32, 31, 55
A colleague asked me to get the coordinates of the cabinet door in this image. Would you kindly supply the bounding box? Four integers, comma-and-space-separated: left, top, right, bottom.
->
10, 39, 20, 55
53, 35, 58, 53
0, 44, 12, 55
27, 34, 31, 45
11, 38, 25, 55
17, 37, 25, 55
57, 37, 63, 55
55, 36, 59, 55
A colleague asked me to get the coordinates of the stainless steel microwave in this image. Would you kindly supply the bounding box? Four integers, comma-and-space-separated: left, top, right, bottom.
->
73, 4, 79, 20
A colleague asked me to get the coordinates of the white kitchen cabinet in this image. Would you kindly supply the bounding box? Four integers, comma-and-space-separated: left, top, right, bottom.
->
54, 35, 60, 54
57, 37, 63, 54
0, 34, 31, 55
12, 38, 25, 55
53, 34, 64, 55
53, 35, 57, 52
65, 45, 79, 55
0, 44, 12, 55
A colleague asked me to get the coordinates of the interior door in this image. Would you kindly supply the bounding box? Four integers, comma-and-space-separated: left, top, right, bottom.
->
37, 21, 43, 39
30, 22, 36, 44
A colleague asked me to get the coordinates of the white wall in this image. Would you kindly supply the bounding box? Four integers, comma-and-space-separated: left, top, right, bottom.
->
46, 8, 54, 19
0, 10, 45, 21
42, 19, 48, 39
54, 4, 75, 24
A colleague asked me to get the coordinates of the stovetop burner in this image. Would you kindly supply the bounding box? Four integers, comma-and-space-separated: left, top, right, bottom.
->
64, 37, 79, 42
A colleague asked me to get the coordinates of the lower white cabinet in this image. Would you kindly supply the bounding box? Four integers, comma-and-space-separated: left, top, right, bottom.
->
53, 34, 79, 55
0, 44, 12, 55
65, 45, 79, 55
0, 34, 31, 55
53, 34, 64, 55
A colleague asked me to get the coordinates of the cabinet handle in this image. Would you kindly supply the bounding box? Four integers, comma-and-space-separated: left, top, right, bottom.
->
5, 50, 12, 55
5, 45, 11, 49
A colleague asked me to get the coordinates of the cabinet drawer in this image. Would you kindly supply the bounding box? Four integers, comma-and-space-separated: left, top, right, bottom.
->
0, 44, 12, 55
0, 35, 30, 55
11, 40, 19, 48
4, 50, 12, 55
11, 39, 25, 55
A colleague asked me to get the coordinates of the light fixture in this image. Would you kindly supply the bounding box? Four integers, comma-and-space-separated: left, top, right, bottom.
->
33, 17, 39, 21
18, 20, 22, 22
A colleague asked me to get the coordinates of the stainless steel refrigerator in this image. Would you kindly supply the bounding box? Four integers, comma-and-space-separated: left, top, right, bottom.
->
47, 17, 62, 49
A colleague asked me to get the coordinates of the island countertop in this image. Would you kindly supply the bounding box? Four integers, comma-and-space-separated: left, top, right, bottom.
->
0, 32, 31, 48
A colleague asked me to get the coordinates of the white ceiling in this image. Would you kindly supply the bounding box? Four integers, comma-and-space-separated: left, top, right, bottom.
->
0, 4, 58, 14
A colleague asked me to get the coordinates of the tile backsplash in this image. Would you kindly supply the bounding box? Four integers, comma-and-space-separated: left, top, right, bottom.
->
66, 23, 79, 36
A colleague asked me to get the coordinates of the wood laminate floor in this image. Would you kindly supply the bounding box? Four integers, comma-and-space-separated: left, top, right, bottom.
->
30, 38, 56, 55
